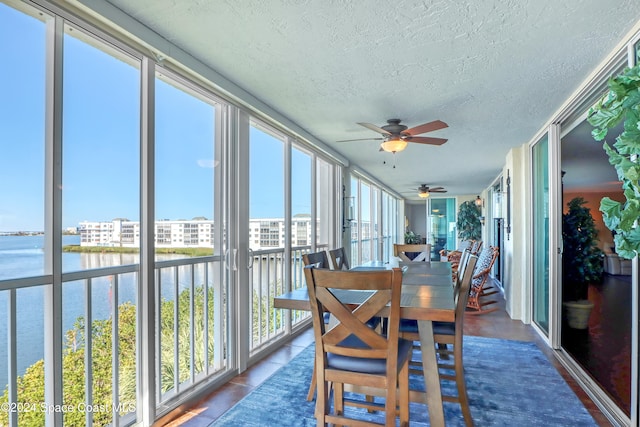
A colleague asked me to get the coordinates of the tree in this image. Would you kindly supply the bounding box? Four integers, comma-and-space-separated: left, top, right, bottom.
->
456, 200, 482, 241
562, 197, 603, 301
0, 286, 216, 427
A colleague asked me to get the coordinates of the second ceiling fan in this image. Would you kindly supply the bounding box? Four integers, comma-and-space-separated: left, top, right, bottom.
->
338, 118, 448, 153
416, 184, 446, 198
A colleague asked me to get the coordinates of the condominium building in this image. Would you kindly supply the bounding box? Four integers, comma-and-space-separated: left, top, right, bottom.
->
79, 216, 319, 250
78, 218, 213, 248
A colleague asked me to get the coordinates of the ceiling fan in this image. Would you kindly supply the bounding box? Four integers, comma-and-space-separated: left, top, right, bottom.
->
337, 118, 448, 153
415, 184, 447, 198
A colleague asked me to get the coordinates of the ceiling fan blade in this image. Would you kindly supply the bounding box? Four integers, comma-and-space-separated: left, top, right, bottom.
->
430, 189, 447, 193
406, 136, 448, 146
357, 122, 392, 136
428, 187, 445, 192
405, 120, 448, 136
336, 137, 384, 142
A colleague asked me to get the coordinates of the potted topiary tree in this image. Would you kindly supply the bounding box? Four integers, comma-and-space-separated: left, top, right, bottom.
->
456, 200, 482, 241
562, 197, 604, 329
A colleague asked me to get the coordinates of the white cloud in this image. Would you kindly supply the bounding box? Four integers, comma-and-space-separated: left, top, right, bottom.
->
196, 159, 219, 168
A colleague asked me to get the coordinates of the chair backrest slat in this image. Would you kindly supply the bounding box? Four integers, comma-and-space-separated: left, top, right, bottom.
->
453, 248, 472, 298
393, 243, 431, 262
328, 247, 350, 270
303, 250, 329, 269
457, 254, 478, 312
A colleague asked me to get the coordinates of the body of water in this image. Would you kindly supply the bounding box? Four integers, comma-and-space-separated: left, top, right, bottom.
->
0, 235, 191, 390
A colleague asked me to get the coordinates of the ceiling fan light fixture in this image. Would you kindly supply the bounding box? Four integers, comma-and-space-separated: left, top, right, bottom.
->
418, 191, 429, 198
380, 137, 408, 153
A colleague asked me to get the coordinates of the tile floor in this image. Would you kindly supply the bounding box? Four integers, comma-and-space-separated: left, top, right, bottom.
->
163, 281, 614, 427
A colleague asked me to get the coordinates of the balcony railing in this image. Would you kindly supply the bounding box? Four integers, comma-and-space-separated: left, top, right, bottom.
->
0, 245, 326, 426
248, 245, 321, 354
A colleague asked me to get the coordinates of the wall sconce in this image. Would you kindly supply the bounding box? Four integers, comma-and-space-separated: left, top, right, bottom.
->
475, 195, 484, 208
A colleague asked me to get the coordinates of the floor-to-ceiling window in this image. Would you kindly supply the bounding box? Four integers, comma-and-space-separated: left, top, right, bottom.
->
248, 121, 286, 353
291, 147, 311, 249
154, 69, 228, 402
61, 21, 142, 425
372, 187, 380, 261
0, 0, 351, 423
381, 192, 392, 260
0, 4, 49, 426
348, 173, 400, 265
315, 157, 337, 258
532, 134, 550, 333
290, 144, 314, 326
360, 182, 372, 263
349, 175, 359, 264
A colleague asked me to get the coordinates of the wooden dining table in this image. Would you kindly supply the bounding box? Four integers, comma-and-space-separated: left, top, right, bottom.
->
274, 260, 454, 426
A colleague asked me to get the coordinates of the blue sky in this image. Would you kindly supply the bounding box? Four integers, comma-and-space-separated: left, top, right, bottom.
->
1, 4, 310, 232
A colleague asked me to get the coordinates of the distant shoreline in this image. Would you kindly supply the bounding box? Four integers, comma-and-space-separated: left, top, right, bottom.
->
62, 245, 213, 256
1, 231, 77, 236
0, 231, 45, 236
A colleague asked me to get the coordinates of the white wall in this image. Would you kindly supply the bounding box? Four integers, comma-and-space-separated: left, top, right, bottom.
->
502, 144, 531, 322
405, 203, 427, 240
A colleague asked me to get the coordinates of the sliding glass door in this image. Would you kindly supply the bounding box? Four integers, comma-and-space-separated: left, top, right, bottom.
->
429, 198, 456, 260
532, 134, 550, 334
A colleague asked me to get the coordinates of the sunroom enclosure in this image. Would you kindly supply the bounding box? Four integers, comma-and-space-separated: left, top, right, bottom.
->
0, 2, 401, 425
4, 0, 640, 426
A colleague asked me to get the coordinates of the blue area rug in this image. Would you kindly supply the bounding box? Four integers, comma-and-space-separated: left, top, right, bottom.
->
210, 336, 597, 426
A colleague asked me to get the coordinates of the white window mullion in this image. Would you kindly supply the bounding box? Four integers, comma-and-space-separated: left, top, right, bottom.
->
44, 14, 64, 427
235, 108, 250, 373
212, 103, 227, 372
138, 55, 156, 425
111, 274, 121, 427
84, 279, 94, 427
7, 289, 17, 427
548, 123, 562, 350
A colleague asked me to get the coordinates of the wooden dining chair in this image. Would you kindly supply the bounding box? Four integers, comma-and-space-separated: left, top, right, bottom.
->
304, 266, 411, 427
451, 247, 472, 285
432, 254, 478, 426
303, 250, 330, 269
399, 254, 478, 427
328, 247, 350, 270
302, 250, 331, 401
393, 243, 431, 262
400, 249, 473, 369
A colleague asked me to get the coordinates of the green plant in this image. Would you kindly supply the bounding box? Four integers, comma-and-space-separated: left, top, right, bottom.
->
404, 230, 421, 244
456, 201, 481, 241
588, 63, 640, 259
562, 197, 603, 301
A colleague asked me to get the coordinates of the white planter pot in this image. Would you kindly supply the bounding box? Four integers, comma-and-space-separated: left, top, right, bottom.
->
563, 300, 594, 329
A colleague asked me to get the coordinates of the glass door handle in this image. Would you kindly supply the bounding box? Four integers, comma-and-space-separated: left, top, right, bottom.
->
247, 248, 254, 269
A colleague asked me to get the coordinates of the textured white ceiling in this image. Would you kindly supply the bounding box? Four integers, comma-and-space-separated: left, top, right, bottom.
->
94, 0, 640, 198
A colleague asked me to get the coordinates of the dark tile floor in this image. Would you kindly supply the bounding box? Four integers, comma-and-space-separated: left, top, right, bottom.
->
164, 280, 614, 427
563, 273, 631, 416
